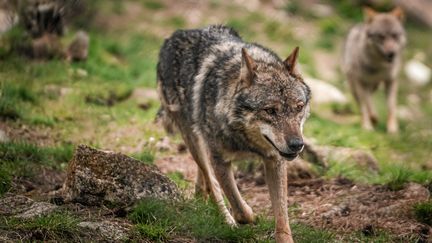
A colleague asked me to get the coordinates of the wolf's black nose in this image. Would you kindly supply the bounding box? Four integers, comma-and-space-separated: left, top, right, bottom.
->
288, 138, 304, 152
386, 52, 395, 61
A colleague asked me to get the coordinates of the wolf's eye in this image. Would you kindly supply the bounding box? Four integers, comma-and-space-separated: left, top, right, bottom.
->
376, 34, 385, 40
264, 108, 277, 116
295, 102, 304, 112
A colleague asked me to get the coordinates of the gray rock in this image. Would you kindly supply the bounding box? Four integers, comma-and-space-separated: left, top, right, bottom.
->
0, 195, 57, 219
15, 202, 57, 219
0, 129, 9, 143
404, 59, 431, 86
78, 220, 130, 241
402, 183, 430, 200
304, 77, 348, 105
302, 140, 379, 172
61, 145, 180, 206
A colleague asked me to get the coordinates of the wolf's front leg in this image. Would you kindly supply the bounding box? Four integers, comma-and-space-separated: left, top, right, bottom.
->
385, 79, 399, 134
212, 155, 255, 224
349, 80, 374, 130
264, 159, 293, 243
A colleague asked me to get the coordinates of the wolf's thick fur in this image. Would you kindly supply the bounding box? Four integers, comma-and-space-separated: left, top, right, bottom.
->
343, 7, 406, 133
157, 25, 310, 242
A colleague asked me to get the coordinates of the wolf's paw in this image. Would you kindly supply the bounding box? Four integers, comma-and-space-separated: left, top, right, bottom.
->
362, 122, 374, 131
225, 213, 237, 227
234, 207, 256, 224
275, 232, 294, 243
387, 123, 399, 134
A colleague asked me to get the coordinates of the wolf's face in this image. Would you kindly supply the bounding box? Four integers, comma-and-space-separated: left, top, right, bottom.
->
231, 48, 311, 160
364, 7, 406, 63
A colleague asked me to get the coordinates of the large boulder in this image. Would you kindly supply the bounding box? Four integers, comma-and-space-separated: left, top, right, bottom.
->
60, 145, 180, 206
302, 140, 379, 172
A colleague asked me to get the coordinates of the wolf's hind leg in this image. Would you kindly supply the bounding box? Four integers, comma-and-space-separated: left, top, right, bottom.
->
385, 79, 399, 133
195, 168, 210, 199
212, 156, 255, 224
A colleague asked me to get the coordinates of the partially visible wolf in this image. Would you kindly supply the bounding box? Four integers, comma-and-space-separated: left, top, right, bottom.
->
343, 7, 406, 133
157, 25, 310, 243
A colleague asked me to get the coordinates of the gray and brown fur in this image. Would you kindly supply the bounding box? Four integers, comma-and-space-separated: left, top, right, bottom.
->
157, 25, 310, 243
342, 7, 406, 133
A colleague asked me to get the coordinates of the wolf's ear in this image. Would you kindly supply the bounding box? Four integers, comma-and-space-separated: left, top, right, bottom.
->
283, 46, 299, 74
364, 7, 377, 23
391, 6, 404, 21
240, 48, 256, 87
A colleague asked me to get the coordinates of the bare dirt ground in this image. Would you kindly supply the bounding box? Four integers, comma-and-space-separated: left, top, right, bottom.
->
155, 154, 432, 241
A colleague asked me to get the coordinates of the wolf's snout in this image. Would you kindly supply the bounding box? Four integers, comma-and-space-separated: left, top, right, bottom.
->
287, 137, 304, 153
385, 51, 395, 62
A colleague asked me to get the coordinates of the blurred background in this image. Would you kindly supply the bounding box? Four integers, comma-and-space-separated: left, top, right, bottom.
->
0, 0, 431, 242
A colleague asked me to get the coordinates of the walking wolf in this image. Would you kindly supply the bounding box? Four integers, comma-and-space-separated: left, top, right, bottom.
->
157, 25, 311, 242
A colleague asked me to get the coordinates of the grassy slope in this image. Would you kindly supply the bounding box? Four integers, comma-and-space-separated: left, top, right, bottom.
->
0, 0, 431, 241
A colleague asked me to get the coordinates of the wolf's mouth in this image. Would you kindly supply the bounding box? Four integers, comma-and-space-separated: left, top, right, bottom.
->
264, 136, 298, 160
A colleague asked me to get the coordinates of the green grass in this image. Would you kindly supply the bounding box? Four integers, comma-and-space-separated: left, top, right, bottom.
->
164, 16, 186, 29
306, 111, 432, 186
0, 142, 73, 195
0, 82, 37, 120
130, 198, 275, 242
0, 212, 80, 241
0, 142, 73, 166
133, 149, 155, 164
142, 0, 165, 10
130, 197, 352, 242
167, 171, 190, 190
413, 201, 432, 226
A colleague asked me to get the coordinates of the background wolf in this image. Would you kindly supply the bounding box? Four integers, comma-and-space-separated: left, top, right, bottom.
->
343, 7, 406, 133
157, 25, 310, 243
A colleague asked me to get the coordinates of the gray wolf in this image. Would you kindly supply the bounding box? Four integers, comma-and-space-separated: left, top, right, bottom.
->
157, 25, 311, 243
343, 7, 406, 133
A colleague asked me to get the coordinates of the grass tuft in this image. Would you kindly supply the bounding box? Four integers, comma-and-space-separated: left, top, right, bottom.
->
383, 165, 415, 191
142, 0, 165, 10
413, 201, 432, 226
0, 82, 37, 120
1, 212, 80, 241
167, 171, 190, 190
133, 149, 155, 164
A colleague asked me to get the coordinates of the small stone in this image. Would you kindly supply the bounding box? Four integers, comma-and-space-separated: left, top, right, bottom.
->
78, 221, 130, 241
15, 202, 57, 219
0, 195, 58, 219
155, 137, 172, 152
402, 183, 430, 200
76, 68, 88, 78
0, 129, 9, 143
404, 59, 431, 86
304, 77, 348, 105
310, 3, 333, 17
